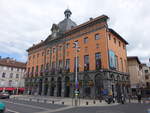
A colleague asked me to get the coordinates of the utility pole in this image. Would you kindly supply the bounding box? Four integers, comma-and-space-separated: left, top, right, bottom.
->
73, 41, 79, 106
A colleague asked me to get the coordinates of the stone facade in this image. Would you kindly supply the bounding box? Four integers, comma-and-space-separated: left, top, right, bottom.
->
0, 57, 26, 94
25, 9, 129, 101
142, 64, 150, 91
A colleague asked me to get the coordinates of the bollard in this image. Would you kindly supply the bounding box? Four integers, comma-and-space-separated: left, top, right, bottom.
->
52, 100, 54, 104
86, 101, 88, 105
62, 101, 64, 105
93, 100, 96, 104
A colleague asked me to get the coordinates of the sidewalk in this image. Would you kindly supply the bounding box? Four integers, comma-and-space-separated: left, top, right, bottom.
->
10, 95, 119, 107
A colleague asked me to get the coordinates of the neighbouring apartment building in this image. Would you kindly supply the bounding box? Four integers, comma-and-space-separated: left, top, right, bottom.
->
0, 57, 26, 94
127, 56, 146, 95
141, 64, 150, 95
25, 9, 129, 100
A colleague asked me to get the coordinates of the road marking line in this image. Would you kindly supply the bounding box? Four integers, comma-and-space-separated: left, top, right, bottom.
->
3, 100, 50, 111
35, 106, 74, 113
7, 109, 20, 113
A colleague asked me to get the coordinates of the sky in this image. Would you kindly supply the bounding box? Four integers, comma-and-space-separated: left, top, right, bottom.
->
0, 0, 150, 64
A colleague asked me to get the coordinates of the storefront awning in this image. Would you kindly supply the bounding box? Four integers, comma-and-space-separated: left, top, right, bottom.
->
18, 88, 25, 91
5, 87, 16, 91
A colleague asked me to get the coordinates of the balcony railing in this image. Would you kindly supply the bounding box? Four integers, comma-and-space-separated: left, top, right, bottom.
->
65, 68, 70, 73
96, 64, 102, 70
44, 69, 49, 75
40, 70, 44, 76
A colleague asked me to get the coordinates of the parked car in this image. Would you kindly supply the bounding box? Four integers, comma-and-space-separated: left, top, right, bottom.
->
0, 92, 10, 99
0, 101, 5, 113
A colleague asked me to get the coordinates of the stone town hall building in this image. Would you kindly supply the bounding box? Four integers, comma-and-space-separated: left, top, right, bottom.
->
25, 9, 129, 99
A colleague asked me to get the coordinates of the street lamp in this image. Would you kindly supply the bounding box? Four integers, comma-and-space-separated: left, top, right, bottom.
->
73, 41, 80, 106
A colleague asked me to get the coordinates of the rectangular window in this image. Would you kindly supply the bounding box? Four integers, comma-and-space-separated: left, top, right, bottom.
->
123, 44, 125, 49
42, 52, 44, 56
46, 63, 49, 70
36, 65, 38, 73
95, 34, 100, 40
40, 65, 43, 72
95, 53, 101, 70
74, 57, 79, 72
47, 50, 49, 55
10, 73, 13, 78
16, 74, 19, 78
114, 38, 116, 44
120, 58, 123, 72
84, 37, 88, 44
145, 70, 148, 73
145, 75, 149, 80
53, 48, 56, 53
119, 41, 121, 47
115, 55, 118, 70
51, 62, 56, 74
58, 60, 62, 73
32, 67, 34, 76
66, 43, 70, 49
2, 72, 6, 78
52, 62, 55, 69
66, 59, 70, 72
84, 55, 89, 71
59, 60, 62, 68
109, 34, 111, 40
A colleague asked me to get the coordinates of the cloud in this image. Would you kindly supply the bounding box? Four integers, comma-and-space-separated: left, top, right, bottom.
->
0, 0, 150, 64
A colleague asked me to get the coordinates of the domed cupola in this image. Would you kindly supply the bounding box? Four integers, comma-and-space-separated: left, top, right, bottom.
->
64, 8, 72, 19
58, 9, 77, 33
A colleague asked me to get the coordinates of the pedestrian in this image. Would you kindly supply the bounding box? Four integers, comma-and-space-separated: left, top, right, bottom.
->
121, 94, 125, 104
137, 93, 142, 103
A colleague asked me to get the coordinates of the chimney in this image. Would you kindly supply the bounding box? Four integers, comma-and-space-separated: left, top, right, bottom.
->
89, 17, 93, 21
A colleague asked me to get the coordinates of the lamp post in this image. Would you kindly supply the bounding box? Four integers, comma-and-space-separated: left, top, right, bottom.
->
73, 41, 79, 106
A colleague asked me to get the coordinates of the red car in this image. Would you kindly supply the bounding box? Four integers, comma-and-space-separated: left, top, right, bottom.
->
0, 92, 10, 99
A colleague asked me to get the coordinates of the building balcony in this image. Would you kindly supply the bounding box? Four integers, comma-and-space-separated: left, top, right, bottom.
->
65, 68, 70, 73
44, 69, 49, 75
96, 64, 102, 70
40, 71, 44, 76
35, 72, 39, 76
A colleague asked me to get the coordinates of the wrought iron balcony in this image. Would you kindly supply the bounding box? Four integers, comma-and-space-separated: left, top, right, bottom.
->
44, 69, 49, 75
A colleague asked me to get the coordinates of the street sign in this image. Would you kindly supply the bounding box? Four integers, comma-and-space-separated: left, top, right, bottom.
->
74, 90, 80, 94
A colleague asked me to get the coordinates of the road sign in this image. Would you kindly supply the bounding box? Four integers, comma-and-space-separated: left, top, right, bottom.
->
74, 90, 80, 94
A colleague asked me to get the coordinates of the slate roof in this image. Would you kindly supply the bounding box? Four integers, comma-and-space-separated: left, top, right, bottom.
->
58, 18, 77, 33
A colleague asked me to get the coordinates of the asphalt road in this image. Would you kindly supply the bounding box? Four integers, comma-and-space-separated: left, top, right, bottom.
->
54, 103, 150, 113
0, 99, 149, 113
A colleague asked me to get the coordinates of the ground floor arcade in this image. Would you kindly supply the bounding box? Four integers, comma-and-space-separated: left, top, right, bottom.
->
25, 70, 129, 101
